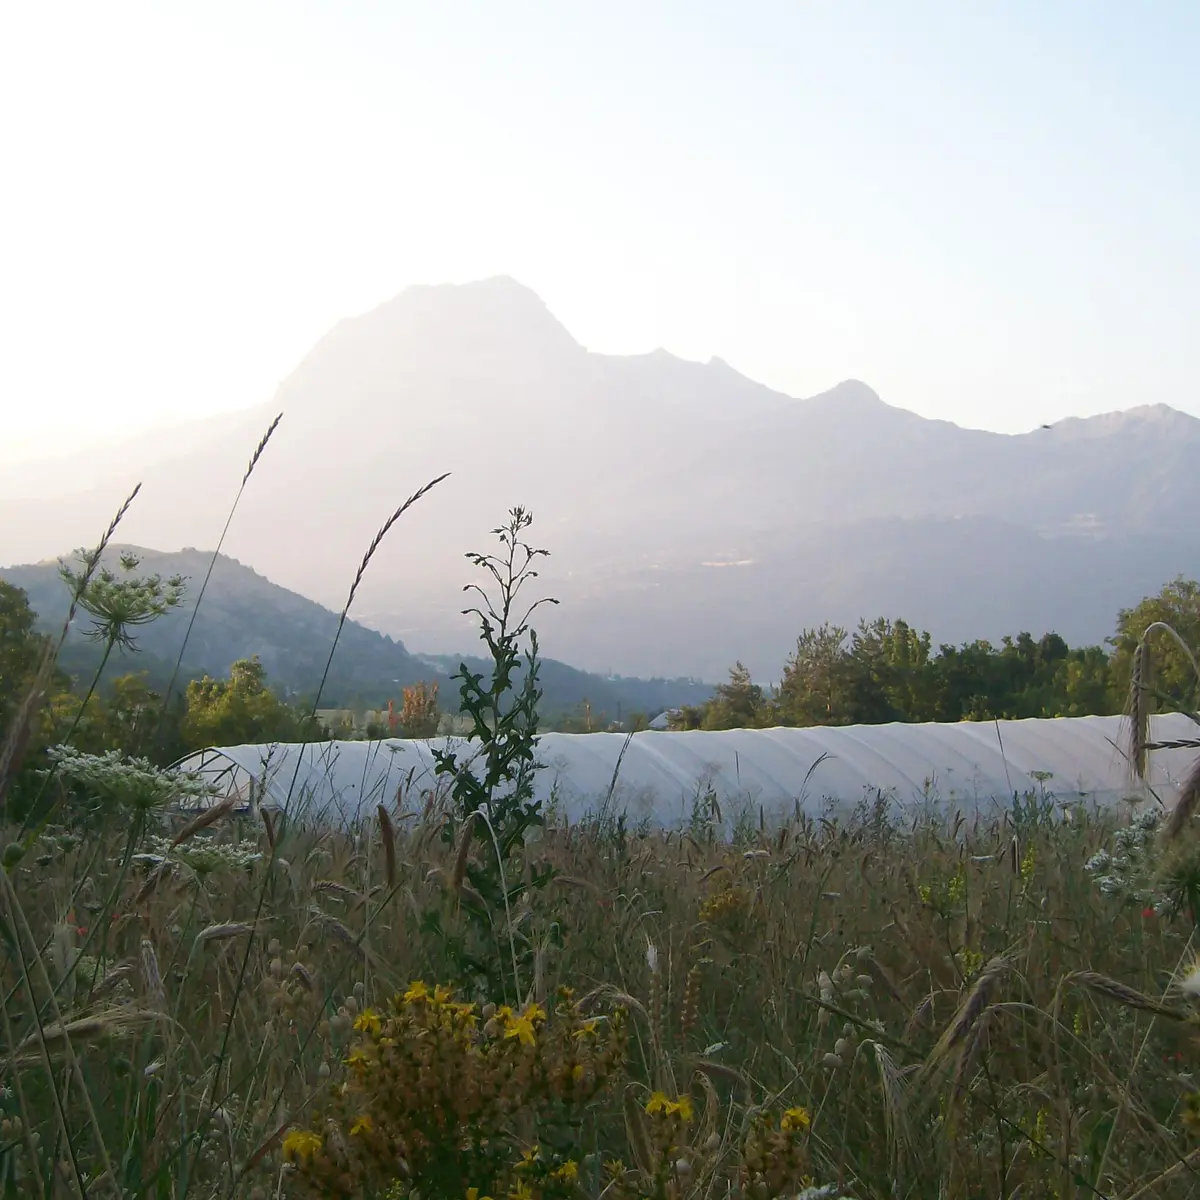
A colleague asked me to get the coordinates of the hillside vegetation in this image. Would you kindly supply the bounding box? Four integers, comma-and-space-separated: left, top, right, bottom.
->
1, 547, 710, 722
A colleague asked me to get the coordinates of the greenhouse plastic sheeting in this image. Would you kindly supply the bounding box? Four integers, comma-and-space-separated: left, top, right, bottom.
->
172, 713, 1198, 828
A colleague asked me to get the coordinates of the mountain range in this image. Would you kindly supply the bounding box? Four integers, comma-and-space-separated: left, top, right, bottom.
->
2, 276, 1198, 680
1, 546, 710, 719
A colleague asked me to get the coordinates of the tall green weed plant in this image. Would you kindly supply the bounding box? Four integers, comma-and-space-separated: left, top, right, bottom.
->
429, 507, 558, 1002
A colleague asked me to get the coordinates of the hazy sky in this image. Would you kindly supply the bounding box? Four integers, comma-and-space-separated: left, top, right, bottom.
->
2, 1, 1197, 460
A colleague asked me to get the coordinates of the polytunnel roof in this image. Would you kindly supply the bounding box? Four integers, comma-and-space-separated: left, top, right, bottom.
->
173, 712, 1199, 827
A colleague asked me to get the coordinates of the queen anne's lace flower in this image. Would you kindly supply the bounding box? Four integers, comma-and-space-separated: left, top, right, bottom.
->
47, 746, 218, 813
134, 834, 260, 877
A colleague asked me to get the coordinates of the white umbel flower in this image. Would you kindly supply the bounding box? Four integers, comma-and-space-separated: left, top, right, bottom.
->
1180, 961, 1200, 1000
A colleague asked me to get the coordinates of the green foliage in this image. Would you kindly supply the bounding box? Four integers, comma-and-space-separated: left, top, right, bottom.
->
182, 655, 325, 748
0, 581, 62, 735
684, 662, 768, 730
429, 507, 557, 1000
676, 589, 1196, 728
1110, 576, 1200, 712
777, 623, 856, 726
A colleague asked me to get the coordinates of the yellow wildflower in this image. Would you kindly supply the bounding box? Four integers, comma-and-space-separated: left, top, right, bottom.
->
781, 1106, 811, 1132
403, 980, 429, 1004
1020, 845, 1036, 882
353, 1008, 382, 1035
349, 1113, 374, 1136
345, 1050, 371, 1074
433, 984, 455, 1005
517, 1147, 541, 1170
647, 1091, 693, 1120
572, 1018, 599, 1039
553, 1160, 579, 1182
522, 1001, 547, 1023
509, 1182, 534, 1200
281, 1129, 322, 1161
504, 1014, 537, 1047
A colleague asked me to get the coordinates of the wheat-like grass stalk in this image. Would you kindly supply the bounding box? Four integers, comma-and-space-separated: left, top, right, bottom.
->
1164, 754, 1200, 839
623, 1087, 654, 1180
189, 473, 451, 1183
922, 954, 1011, 1088
1129, 637, 1154, 780
154, 413, 283, 750
194, 922, 256, 945
867, 1039, 913, 1180
14, 1010, 161, 1055
451, 812, 477, 893
1118, 1144, 1200, 1199
1068, 970, 1190, 1020
140, 938, 167, 1014
169, 792, 237, 848
0, 867, 118, 1195
0, 995, 47, 1199
377, 803, 396, 889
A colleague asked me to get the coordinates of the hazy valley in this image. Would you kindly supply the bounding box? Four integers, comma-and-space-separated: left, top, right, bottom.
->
4, 277, 1199, 681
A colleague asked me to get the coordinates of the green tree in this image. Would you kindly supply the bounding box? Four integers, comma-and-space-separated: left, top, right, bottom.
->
0, 581, 55, 728
181, 656, 323, 749
847, 617, 935, 723
1057, 646, 1116, 717
701, 662, 769, 729
778, 624, 855, 726
82, 672, 187, 762
1110, 577, 1200, 713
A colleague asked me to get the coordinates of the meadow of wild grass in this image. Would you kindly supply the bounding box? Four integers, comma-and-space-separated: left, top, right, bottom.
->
5, 781, 1200, 1199
4, 420, 1200, 1200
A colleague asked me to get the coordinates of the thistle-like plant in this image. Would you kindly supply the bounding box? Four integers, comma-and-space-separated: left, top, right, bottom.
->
429, 507, 558, 1001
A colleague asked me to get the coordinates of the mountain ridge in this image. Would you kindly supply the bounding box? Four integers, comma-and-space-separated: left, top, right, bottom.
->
2, 276, 1198, 679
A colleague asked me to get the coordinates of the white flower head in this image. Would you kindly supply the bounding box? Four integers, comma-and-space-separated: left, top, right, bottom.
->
1179, 961, 1200, 1000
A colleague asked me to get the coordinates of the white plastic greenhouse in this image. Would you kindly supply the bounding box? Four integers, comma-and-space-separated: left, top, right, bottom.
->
172, 713, 1199, 828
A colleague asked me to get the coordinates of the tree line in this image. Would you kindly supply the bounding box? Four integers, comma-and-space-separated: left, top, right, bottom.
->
670, 577, 1200, 731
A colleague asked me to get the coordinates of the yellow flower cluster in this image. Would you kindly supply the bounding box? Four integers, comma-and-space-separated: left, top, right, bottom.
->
645, 1091, 694, 1122
281, 983, 626, 1199
698, 883, 750, 926
739, 1107, 813, 1199
605, 1090, 813, 1200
